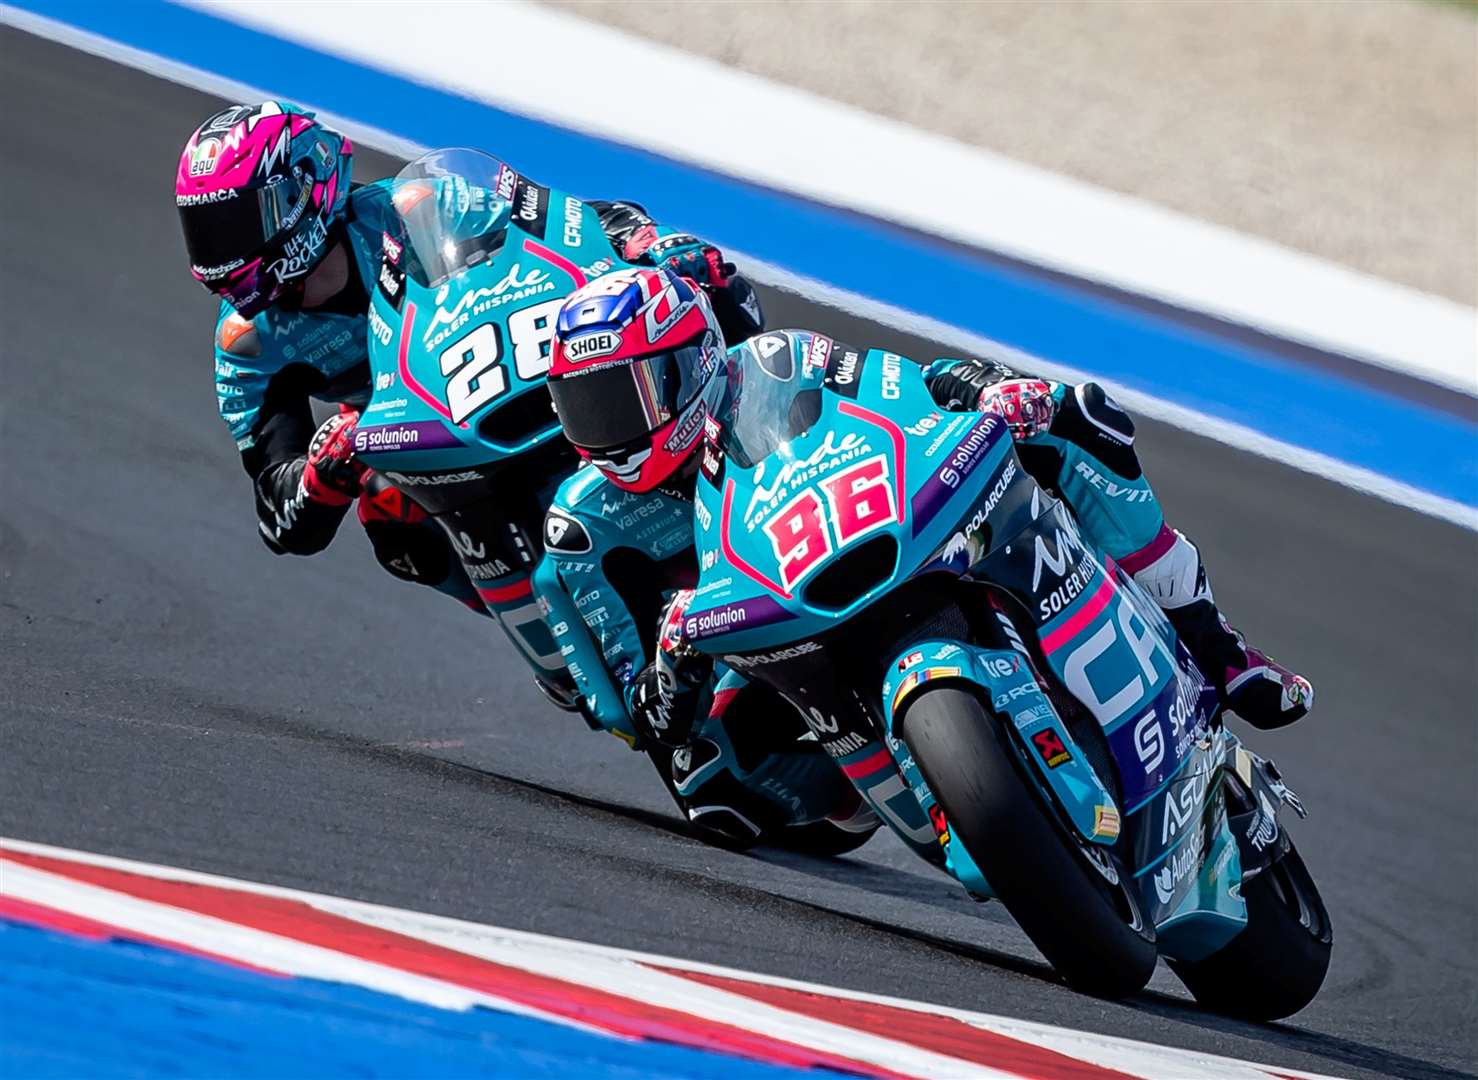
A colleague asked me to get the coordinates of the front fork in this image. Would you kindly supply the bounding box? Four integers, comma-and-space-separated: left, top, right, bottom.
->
877, 611, 1123, 897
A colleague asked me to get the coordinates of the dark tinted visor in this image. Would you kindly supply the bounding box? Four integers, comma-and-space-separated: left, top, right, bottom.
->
550, 338, 715, 451
179, 172, 310, 279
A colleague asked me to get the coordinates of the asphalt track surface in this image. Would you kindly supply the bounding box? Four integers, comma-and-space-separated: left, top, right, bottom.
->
1, 29, 1474, 1080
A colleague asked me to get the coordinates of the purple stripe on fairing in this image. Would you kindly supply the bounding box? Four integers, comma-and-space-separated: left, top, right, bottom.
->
354, 420, 463, 454
684, 595, 796, 642
909, 415, 1006, 535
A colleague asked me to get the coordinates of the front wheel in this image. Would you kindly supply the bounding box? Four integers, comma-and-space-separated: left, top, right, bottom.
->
900, 687, 1156, 998
1168, 840, 1331, 1020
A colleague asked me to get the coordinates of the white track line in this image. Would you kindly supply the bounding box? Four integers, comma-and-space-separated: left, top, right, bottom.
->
2, 1, 1468, 531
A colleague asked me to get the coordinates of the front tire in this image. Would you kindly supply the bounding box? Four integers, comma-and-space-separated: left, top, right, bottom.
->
1168, 841, 1331, 1020
900, 686, 1156, 998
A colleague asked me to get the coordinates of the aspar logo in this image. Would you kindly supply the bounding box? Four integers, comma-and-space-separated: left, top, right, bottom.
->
564, 331, 619, 362
422, 264, 553, 347
368, 308, 393, 347
1154, 829, 1205, 904
384, 470, 483, 487
880, 353, 903, 399
722, 642, 822, 669
561, 196, 583, 247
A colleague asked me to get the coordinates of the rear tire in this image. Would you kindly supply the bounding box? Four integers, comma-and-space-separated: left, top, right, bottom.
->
1168, 841, 1331, 1020
901, 687, 1156, 998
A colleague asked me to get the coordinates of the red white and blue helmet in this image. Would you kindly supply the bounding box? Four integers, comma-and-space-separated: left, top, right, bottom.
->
548, 266, 725, 492
176, 102, 352, 318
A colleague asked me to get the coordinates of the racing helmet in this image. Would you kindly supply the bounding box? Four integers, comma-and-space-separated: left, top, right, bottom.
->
548, 266, 726, 492
176, 102, 352, 318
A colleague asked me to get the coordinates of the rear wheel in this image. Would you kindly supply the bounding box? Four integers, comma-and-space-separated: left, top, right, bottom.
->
1168, 840, 1331, 1020
900, 686, 1156, 998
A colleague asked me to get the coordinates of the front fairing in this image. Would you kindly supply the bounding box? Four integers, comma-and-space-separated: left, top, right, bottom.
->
687, 338, 1017, 652
356, 149, 633, 482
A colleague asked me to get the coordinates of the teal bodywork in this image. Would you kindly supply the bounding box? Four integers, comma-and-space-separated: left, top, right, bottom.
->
680, 329, 1289, 964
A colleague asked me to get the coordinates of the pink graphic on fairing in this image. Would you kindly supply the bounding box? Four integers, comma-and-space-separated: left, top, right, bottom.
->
836, 400, 907, 524
394, 301, 461, 426
176, 104, 294, 199
520, 237, 586, 290
720, 478, 792, 599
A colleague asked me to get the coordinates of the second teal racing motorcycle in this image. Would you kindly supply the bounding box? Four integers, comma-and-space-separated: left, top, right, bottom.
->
679, 333, 1332, 1013
354, 149, 639, 700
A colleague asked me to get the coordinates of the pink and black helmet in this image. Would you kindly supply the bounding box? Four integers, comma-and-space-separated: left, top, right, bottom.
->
548, 267, 726, 492
175, 102, 352, 318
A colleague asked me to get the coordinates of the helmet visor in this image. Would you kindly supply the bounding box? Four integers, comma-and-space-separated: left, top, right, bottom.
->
550, 336, 718, 452
179, 172, 311, 281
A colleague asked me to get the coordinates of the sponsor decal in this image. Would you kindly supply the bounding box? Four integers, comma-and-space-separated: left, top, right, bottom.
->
514, 180, 548, 234
368, 308, 394, 348
694, 574, 732, 597
804, 334, 832, 375
700, 548, 718, 570
383, 470, 483, 487
982, 654, 1019, 679
544, 510, 593, 554
1246, 789, 1279, 851
880, 352, 903, 399
898, 651, 924, 672
494, 163, 518, 202
941, 456, 1018, 562
374, 374, 396, 394
1161, 766, 1211, 845
422, 263, 553, 348
189, 137, 221, 176
266, 216, 327, 283
1030, 727, 1073, 768
682, 595, 794, 641
177, 187, 238, 207
381, 232, 403, 264
193, 257, 246, 278
722, 641, 822, 669
693, 495, 713, 531
827, 350, 864, 399
931, 644, 963, 661
377, 261, 405, 310
564, 330, 620, 362
699, 442, 724, 484
909, 414, 1005, 532
353, 420, 462, 454
743, 431, 870, 527
663, 401, 707, 453
904, 411, 943, 438
561, 196, 583, 247
1073, 460, 1153, 502
1154, 829, 1205, 905
1092, 804, 1122, 840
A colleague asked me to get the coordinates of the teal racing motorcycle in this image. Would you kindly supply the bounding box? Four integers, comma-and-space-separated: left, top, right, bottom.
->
354, 149, 638, 697
680, 333, 1332, 1013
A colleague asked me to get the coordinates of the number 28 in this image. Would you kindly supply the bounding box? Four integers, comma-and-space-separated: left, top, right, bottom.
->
439, 298, 564, 424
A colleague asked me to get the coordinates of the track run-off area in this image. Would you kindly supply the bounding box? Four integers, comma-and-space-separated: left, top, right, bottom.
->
0, 11, 1474, 1080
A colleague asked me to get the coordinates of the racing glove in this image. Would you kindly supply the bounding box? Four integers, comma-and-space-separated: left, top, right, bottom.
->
925, 359, 1056, 439
658, 238, 735, 291
630, 589, 713, 749
301, 410, 368, 506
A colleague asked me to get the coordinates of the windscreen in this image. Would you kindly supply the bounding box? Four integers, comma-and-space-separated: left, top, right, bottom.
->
389, 148, 515, 289
718, 341, 823, 470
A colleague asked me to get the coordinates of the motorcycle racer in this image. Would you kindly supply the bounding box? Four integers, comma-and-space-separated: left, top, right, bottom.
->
534, 268, 876, 848
537, 268, 1311, 811
176, 102, 763, 649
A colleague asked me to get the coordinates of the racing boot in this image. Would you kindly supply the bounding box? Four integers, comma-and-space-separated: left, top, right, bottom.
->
1119, 524, 1313, 730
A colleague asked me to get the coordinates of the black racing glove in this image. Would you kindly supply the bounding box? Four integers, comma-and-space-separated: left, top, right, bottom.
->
630, 589, 712, 748
923, 358, 1017, 411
